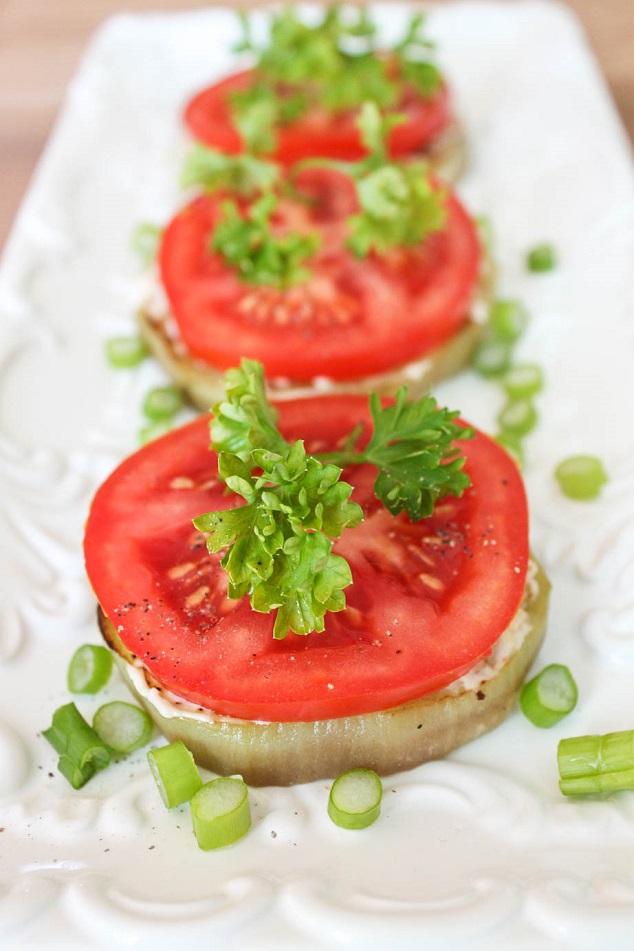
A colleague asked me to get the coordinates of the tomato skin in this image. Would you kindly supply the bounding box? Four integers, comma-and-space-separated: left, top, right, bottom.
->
158, 169, 481, 383
183, 69, 453, 163
84, 397, 529, 723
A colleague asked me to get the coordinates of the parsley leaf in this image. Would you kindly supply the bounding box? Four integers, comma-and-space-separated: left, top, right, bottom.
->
361, 389, 472, 520
392, 12, 443, 98
346, 103, 447, 256
211, 192, 320, 289
210, 358, 287, 459
230, 5, 442, 146
195, 360, 472, 638
181, 143, 280, 196
193, 440, 362, 639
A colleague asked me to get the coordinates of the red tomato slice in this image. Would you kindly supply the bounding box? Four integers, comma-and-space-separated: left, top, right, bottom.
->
84, 396, 529, 723
158, 169, 481, 382
184, 69, 453, 163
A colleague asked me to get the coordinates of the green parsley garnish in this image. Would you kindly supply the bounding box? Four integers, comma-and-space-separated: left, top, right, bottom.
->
344, 103, 447, 255
194, 360, 472, 638
230, 5, 442, 152
211, 192, 320, 289
181, 143, 280, 196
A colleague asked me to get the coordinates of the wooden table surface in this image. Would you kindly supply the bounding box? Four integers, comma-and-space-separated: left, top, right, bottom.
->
1, 0, 632, 252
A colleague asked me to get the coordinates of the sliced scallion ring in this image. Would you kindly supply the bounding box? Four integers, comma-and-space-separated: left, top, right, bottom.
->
502, 364, 544, 400
498, 398, 538, 437
67, 644, 113, 694
471, 336, 513, 377
489, 299, 529, 342
327, 768, 383, 830
131, 222, 163, 267
147, 741, 203, 808
42, 702, 111, 789
190, 776, 251, 850
93, 701, 154, 753
139, 420, 174, 445
105, 335, 149, 369
519, 663, 578, 728
142, 385, 184, 421
494, 431, 524, 468
555, 455, 607, 500
527, 243, 557, 272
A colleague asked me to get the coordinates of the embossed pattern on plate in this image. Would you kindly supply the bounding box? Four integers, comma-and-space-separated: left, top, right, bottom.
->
1, 2, 634, 948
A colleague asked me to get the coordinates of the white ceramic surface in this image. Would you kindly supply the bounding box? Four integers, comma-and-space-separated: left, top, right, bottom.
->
1, 2, 634, 948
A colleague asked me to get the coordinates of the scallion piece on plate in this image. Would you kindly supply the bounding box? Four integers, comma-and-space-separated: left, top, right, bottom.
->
519, 664, 578, 728
327, 768, 383, 830
190, 776, 251, 850
105, 335, 149, 369
42, 702, 111, 789
555, 455, 608, 500
131, 222, 162, 267
494, 431, 524, 468
558, 731, 634, 796
139, 420, 174, 445
147, 741, 203, 808
142, 385, 184, 421
498, 398, 538, 437
93, 701, 154, 753
502, 363, 544, 400
67, 644, 114, 694
527, 243, 557, 272
471, 335, 513, 377
489, 299, 529, 342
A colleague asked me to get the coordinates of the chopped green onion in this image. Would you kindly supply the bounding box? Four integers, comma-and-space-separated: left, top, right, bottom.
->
327, 768, 383, 830
190, 776, 251, 850
131, 222, 162, 267
42, 702, 111, 789
502, 363, 544, 400
142, 385, 184, 421
147, 741, 203, 808
139, 420, 174, 445
527, 243, 557, 272
67, 644, 113, 694
471, 335, 513, 377
93, 701, 154, 753
498, 398, 538, 437
489, 299, 529, 342
105, 335, 149, 369
555, 455, 608, 500
519, 664, 578, 728
558, 730, 634, 796
494, 431, 524, 468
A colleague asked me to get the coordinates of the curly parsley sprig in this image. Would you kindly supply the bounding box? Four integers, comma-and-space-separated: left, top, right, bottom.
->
194, 360, 472, 638
211, 192, 320, 289
194, 438, 362, 639
181, 143, 280, 197
343, 102, 447, 255
230, 5, 442, 151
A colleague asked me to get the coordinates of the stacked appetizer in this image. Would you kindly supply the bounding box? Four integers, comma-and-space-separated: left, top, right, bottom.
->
80, 8, 549, 791
140, 103, 489, 409
84, 361, 549, 786
183, 5, 466, 180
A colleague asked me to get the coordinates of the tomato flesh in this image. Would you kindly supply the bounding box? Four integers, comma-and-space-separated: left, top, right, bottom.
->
158, 168, 481, 382
84, 396, 529, 722
184, 69, 453, 163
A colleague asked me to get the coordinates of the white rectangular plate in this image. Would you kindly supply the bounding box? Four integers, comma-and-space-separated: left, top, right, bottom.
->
2, 3, 634, 948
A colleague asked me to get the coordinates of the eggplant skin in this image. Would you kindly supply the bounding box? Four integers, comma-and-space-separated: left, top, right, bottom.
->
98, 559, 549, 787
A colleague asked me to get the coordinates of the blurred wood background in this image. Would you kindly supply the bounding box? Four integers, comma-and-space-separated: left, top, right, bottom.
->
1, 0, 632, 251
